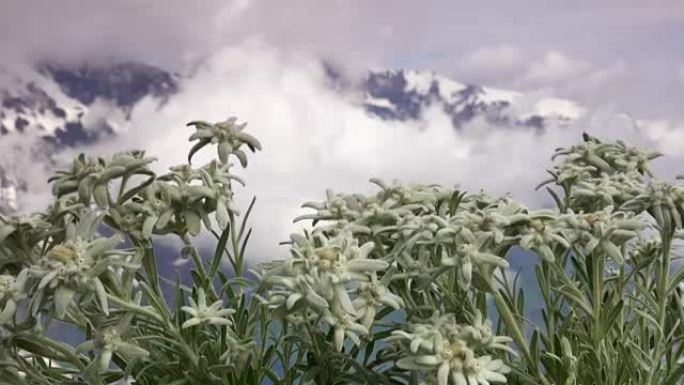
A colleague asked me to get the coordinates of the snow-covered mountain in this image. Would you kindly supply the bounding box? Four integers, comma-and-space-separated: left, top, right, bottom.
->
360, 69, 584, 130
0, 61, 584, 213
0, 62, 177, 144
0, 61, 178, 212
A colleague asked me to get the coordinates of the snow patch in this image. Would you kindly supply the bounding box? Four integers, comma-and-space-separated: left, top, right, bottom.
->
403, 70, 435, 94
479, 86, 522, 104
364, 95, 396, 111
434, 74, 467, 101
534, 97, 584, 119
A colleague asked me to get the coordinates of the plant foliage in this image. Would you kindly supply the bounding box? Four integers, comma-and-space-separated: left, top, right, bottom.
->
0, 118, 683, 385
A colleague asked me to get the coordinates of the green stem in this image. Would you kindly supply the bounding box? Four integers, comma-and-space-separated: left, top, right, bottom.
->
304, 321, 327, 384
646, 234, 672, 385
17, 333, 87, 372
229, 212, 243, 277
491, 290, 551, 385
591, 252, 604, 347
107, 294, 165, 324
181, 236, 221, 297
117, 174, 129, 203
108, 294, 200, 368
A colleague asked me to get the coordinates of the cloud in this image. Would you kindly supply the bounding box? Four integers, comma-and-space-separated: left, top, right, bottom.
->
0, 131, 55, 213
637, 119, 684, 157
0, 0, 240, 68
482, 51, 630, 112
523, 51, 591, 84
5, 38, 684, 271
460, 45, 526, 80
43, 42, 675, 269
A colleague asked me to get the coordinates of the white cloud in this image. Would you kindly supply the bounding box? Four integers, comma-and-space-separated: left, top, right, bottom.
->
64, 43, 559, 265
0, 132, 55, 213
637, 119, 684, 156
493, 51, 631, 111
9, 41, 684, 269
87, 43, 677, 268
460, 45, 526, 78
523, 51, 590, 84
585, 60, 628, 88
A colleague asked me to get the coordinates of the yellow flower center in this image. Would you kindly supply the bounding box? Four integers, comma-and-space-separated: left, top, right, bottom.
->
316, 247, 339, 263
447, 340, 469, 367
99, 327, 121, 347
48, 244, 78, 265
0, 275, 14, 291
531, 219, 545, 233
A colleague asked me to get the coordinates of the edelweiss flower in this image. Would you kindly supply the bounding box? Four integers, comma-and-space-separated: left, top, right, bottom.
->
518, 217, 570, 263
126, 182, 175, 238
571, 172, 645, 212
262, 230, 390, 351
219, 331, 256, 366
295, 189, 365, 223
561, 206, 643, 264
602, 139, 660, 176
107, 204, 145, 239
0, 213, 50, 245
552, 136, 616, 174
370, 178, 453, 214
28, 212, 137, 318
622, 182, 684, 231
0, 270, 28, 324
321, 304, 370, 351
49, 151, 155, 208
458, 310, 515, 355
281, 231, 387, 308
77, 310, 149, 373
181, 287, 235, 329
353, 272, 404, 329
184, 161, 242, 230
187, 117, 262, 166
538, 163, 597, 189
392, 312, 511, 385
440, 244, 508, 290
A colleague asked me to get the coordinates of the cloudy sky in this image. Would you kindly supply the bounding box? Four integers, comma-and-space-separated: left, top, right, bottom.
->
3, 0, 684, 262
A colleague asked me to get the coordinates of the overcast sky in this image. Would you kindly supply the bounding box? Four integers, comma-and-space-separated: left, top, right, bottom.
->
3, 0, 684, 263
4, 0, 683, 115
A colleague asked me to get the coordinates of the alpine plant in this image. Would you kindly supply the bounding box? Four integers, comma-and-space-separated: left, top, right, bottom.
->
0, 120, 682, 385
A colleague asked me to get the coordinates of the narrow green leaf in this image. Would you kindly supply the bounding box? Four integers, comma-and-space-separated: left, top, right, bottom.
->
209, 224, 231, 278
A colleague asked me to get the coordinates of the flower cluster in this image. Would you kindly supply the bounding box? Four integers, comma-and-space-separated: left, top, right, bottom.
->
186, 117, 262, 166
46, 118, 261, 240
550, 134, 660, 177
390, 311, 512, 385
261, 229, 395, 351
25, 211, 139, 319
559, 206, 644, 264
181, 287, 235, 329
49, 150, 156, 209
104, 159, 244, 237
0, 270, 28, 324
542, 134, 684, 234
76, 301, 149, 375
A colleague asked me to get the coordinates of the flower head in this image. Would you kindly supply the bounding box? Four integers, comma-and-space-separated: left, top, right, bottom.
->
181, 287, 236, 329
187, 117, 262, 166
392, 312, 511, 385
77, 309, 149, 374
0, 270, 28, 324
28, 211, 137, 318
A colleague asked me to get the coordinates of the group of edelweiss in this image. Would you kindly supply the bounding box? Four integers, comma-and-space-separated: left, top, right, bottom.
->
1, 116, 683, 385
